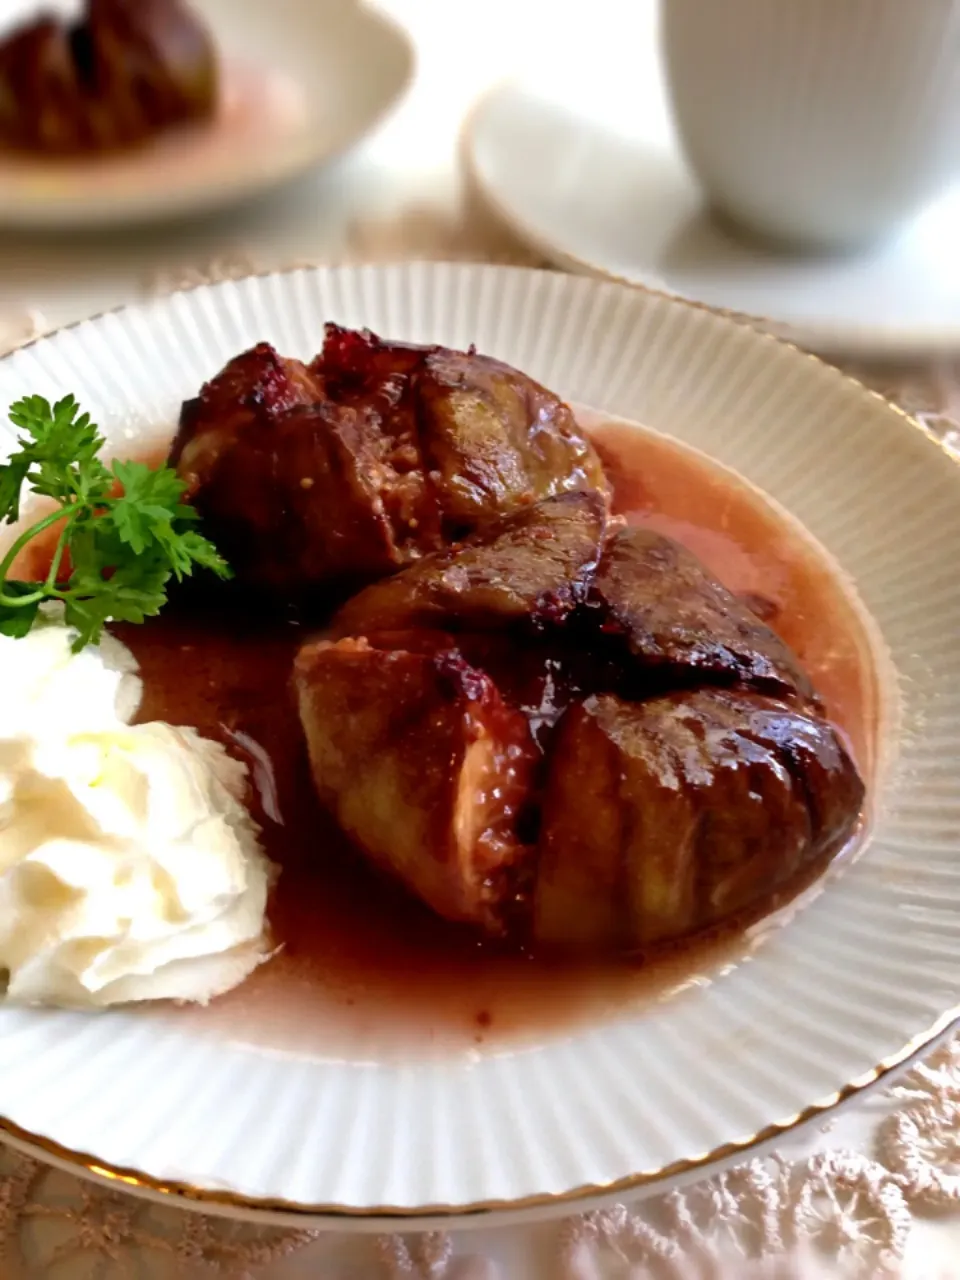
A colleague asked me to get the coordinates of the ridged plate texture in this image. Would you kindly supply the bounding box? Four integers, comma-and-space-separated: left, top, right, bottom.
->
0, 264, 956, 1223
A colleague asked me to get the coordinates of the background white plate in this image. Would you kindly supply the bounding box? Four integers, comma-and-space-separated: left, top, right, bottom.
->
0, 0, 413, 229
0, 263, 958, 1227
464, 75, 960, 359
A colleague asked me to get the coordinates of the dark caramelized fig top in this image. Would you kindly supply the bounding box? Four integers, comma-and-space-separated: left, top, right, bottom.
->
413, 344, 609, 531
587, 526, 818, 706
171, 327, 610, 598
331, 490, 608, 638
533, 687, 864, 952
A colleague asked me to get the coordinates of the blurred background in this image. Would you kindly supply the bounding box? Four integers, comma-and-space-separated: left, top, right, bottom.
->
0, 0, 624, 329
0, 0, 956, 368
0, 0, 955, 371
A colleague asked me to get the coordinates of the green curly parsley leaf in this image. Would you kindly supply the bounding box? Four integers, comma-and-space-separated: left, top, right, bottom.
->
0, 394, 231, 651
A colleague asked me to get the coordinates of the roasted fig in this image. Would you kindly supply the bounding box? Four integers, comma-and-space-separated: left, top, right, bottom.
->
294, 636, 539, 934
533, 689, 864, 952
331, 490, 608, 638
588, 526, 818, 705
0, 0, 217, 156
171, 327, 609, 598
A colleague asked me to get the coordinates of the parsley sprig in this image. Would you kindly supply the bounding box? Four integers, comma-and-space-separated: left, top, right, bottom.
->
0, 394, 231, 650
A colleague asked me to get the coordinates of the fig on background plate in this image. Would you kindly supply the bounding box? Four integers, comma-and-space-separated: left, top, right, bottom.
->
0, 0, 218, 156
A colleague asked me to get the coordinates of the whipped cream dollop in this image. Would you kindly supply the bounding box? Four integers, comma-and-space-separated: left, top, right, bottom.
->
0, 608, 274, 1008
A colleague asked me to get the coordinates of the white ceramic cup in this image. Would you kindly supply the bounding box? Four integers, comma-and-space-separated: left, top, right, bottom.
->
661, 0, 960, 251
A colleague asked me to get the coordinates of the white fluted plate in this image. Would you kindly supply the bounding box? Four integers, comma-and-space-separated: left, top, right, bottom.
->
0, 263, 958, 1229
0, 0, 412, 229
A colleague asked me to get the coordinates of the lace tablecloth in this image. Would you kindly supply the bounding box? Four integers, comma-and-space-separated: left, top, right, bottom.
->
4, 1038, 960, 1279
1, 2, 959, 1273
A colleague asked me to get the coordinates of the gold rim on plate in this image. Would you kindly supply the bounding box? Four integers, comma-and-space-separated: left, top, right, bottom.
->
0, 263, 956, 1223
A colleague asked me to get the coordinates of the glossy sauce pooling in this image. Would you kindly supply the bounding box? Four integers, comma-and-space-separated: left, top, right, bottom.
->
116, 418, 884, 1061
